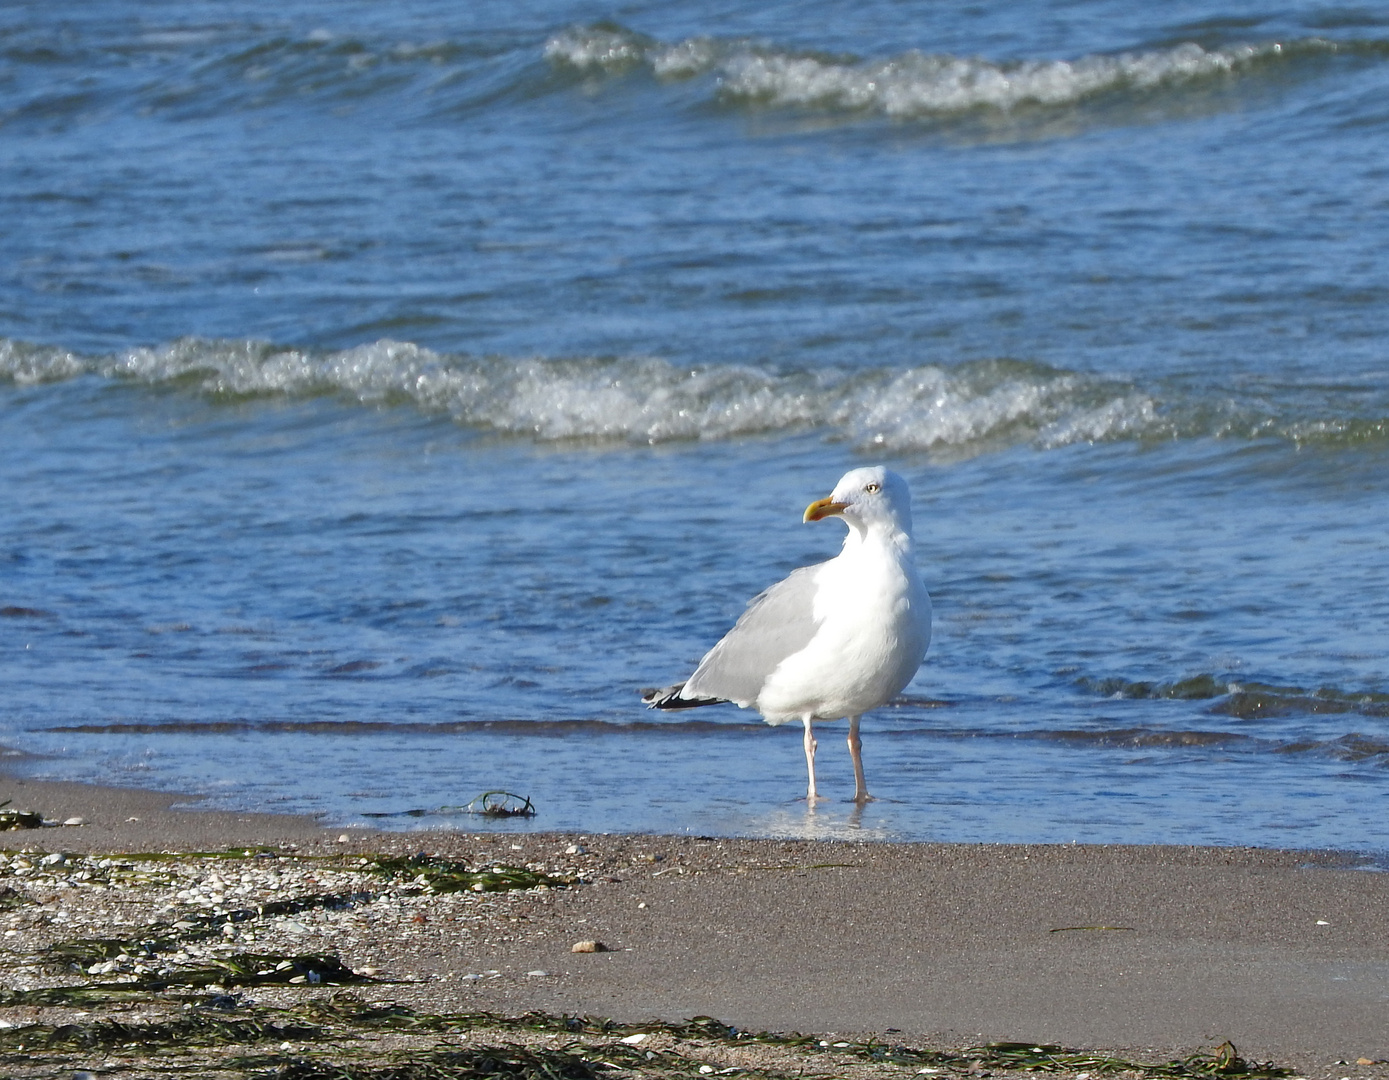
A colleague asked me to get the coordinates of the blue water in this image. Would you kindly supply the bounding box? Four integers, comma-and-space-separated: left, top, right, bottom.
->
3, 0, 1389, 850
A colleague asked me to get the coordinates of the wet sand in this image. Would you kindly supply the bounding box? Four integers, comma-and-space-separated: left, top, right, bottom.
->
2, 773, 1387, 1076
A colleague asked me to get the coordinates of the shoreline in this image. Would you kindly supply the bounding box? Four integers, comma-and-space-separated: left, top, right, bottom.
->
0, 773, 1387, 1077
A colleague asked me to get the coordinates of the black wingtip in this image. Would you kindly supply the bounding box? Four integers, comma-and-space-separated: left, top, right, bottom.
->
641, 682, 726, 710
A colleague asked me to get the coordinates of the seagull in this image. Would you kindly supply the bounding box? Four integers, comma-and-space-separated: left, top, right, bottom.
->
644, 466, 931, 803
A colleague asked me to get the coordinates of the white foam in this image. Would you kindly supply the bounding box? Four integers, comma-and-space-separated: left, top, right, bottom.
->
0, 337, 1161, 454
717, 42, 1277, 116
543, 26, 651, 73
650, 37, 720, 79
543, 25, 1328, 117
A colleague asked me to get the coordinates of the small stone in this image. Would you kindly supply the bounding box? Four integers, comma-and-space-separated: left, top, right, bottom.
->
40, 853, 66, 866
337, 834, 350, 843
62, 817, 86, 827
620, 1033, 648, 1045
565, 844, 586, 855
1357, 1060, 1378, 1067
700, 1067, 715, 1075
526, 970, 548, 977
572, 940, 609, 953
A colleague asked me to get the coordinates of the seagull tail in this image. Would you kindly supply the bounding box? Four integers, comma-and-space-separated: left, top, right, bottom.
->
640, 682, 727, 710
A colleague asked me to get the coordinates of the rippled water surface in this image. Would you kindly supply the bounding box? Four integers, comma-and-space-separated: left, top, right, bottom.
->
3, 0, 1388, 850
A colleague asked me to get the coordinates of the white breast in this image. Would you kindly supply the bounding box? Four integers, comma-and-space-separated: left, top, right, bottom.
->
755, 534, 931, 724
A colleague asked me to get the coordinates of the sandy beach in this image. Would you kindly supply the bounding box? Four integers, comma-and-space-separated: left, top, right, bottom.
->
0, 774, 1386, 1079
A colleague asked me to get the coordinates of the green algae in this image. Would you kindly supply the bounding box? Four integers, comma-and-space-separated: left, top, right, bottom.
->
0, 1011, 324, 1050
0, 992, 1293, 1080
1, 953, 373, 1006
362, 854, 570, 894
267, 1046, 611, 1080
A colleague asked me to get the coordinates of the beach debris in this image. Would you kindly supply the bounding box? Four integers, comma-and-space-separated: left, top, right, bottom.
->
0, 800, 44, 830
0, 948, 1304, 1080
571, 939, 609, 953
0, 951, 373, 1006
465, 790, 537, 817
63, 816, 86, 826
0, 844, 1303, 1080
365, 853, 570, 894
361, 791, 537, 820
0, 886, 30, 911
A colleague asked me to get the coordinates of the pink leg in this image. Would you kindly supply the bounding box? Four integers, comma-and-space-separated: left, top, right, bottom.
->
848, 714, 874, 804
802, 716, 825, 802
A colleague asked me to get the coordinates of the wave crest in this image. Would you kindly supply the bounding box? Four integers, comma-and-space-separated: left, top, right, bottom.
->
6, 337, 1389, 454
0, 337, 1155, 452
545, 25, 1350, 119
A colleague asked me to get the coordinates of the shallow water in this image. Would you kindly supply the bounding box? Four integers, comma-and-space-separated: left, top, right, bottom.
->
2, 0, 1388, 851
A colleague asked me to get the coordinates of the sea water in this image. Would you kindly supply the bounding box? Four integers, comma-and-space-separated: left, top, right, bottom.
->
2, 0, 1388, 851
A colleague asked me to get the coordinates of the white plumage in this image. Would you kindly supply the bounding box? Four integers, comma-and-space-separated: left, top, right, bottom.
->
645, 466, 932, 803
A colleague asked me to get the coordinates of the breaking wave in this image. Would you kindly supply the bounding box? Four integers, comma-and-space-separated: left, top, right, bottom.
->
8, 18, 1384, 136
545, 25, 1374, 120
5, 336, 1389, 453
0, 336, 1153, 452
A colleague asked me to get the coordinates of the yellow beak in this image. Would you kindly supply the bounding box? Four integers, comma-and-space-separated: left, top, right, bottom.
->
804, 497, 849, 523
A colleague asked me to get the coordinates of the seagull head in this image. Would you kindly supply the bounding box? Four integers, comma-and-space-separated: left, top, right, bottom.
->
803, 466, 914, 538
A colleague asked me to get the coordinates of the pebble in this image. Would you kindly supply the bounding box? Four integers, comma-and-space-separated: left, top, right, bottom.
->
63, 817, 86, 827
571, 940, 609, 953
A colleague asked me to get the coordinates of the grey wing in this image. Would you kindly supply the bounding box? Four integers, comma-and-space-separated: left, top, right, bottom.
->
681, 562, 825, 707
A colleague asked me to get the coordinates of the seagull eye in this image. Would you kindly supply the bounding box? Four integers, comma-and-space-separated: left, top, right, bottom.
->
865, 482, 880, 493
